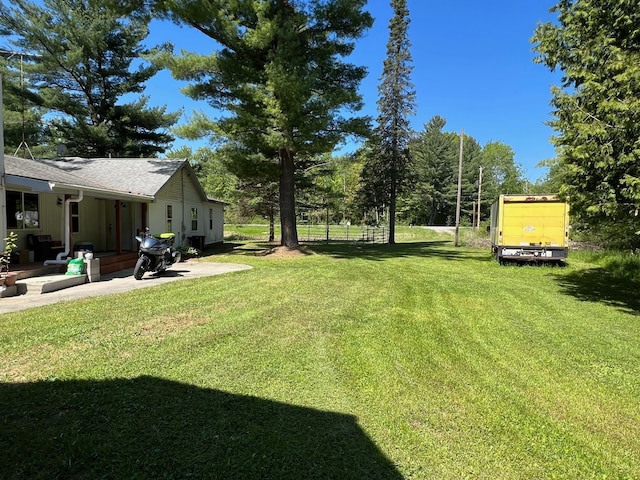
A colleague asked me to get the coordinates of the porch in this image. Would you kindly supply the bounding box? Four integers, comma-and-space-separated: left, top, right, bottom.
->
12, 251, 139, 280
3, 252, 139, 297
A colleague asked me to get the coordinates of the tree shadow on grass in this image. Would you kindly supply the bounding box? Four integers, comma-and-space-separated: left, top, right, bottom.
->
306, 241, 492, 262
553, 267, 640, 316
0, 376, 402, 480
206, 240, 492, 263
205, 242, 257, 254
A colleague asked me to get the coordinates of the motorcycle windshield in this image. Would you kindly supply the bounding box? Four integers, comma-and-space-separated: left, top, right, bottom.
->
141, 237, 163, 249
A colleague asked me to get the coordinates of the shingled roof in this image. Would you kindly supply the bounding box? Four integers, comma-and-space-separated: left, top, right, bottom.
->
4, 155, 208, 201
5, 155, 105, 190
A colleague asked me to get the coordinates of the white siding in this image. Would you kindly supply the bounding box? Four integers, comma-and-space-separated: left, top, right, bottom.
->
6, 162, 225, 254
5, 190, 64, 251
152, 167, 225, 248
206, 203, 225, 244
148, 201, 177, 242
76, 196, 106, 251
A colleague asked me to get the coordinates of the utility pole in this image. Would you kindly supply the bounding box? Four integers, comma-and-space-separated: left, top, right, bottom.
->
476, 166, 483, 230
454, 129, 464, 247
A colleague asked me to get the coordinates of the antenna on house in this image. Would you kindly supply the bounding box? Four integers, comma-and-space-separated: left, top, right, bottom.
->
0, 48, 41, 160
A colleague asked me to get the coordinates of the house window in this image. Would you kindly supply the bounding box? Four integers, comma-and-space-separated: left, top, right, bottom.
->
191, 207, 198, 231
166, 204, 173, 232
71, 202, 79, 233
209, 208, 213, 230
7, 190, 40, 229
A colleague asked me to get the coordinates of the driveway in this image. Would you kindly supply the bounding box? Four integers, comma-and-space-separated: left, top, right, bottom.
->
0, 260, 252, 314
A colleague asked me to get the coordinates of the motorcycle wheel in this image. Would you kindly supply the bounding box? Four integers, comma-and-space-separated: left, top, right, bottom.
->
133, 256, 149, 280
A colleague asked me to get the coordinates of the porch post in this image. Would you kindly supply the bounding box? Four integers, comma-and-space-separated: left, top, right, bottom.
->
66, 194, 73, 253
115, 200, 122, 254
141, 202, 148, 230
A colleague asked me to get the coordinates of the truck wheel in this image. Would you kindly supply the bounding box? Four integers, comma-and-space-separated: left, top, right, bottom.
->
133, 256, 149, 280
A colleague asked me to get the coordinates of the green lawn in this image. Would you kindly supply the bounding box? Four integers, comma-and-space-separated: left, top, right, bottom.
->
1, 230, 639, 479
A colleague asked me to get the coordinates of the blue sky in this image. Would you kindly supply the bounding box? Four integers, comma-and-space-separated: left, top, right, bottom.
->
145, 1, 561, 181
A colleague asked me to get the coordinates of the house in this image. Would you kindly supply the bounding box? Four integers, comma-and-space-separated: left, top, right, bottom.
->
1, 155, 225, 267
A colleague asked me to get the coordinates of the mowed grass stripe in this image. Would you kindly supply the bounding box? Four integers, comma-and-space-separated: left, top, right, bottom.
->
1, 237, 639, 478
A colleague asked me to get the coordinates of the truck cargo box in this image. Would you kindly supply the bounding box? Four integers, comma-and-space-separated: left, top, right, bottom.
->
490, 194, 569, 264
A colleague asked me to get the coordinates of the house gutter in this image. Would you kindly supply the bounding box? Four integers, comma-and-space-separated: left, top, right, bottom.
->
44, 190, 84, 266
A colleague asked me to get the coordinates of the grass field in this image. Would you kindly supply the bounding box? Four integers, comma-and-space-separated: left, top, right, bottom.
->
1, 227, 639, 479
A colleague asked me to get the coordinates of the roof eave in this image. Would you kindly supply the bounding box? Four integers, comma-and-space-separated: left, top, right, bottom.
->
5, 175, 55, 192
7, 174, 155, 201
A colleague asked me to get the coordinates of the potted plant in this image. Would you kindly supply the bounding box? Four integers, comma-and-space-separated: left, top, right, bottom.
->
1, 231, 19, 287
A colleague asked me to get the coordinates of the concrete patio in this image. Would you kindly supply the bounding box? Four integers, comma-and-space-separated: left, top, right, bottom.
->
0, 259, 252, 314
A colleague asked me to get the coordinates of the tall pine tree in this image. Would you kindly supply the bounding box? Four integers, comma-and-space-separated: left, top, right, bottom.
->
0, 0, 178, 158
361, 0, 415, 243
154, 0, 372, 248
405, 116, 457, 225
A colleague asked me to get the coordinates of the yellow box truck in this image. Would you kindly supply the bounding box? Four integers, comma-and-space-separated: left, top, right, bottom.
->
490, 194, 569, 264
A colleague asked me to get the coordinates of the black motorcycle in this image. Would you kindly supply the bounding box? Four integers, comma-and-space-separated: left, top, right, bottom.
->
133, 228, 182, 280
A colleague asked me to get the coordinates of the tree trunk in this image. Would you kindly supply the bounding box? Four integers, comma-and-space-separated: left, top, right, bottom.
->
428, 202, 436, 225
268, 201, 275, 242
388, 152, 397, 245
279, 147, 299, 248
388, 183, 396, 244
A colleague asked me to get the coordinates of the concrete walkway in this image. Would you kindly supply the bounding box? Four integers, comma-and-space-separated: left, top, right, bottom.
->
0, 260, 252, 314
